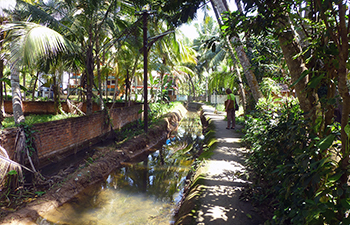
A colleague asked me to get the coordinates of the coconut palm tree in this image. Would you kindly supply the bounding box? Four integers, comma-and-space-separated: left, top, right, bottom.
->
3, 21, 73, 118
0, 0, 74, 189
210, 0, 263, 102
0, 0, 17, 127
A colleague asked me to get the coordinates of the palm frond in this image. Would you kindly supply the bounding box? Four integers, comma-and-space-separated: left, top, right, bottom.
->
0, 145, 24, 189
3, 21, 74, 67
209, 49, 227, 68
0, 0, 16, 17
16, 0, 70, 32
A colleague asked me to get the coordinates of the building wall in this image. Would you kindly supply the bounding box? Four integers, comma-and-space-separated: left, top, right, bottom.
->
210, 95, 240, 105
0, 104, 142, 168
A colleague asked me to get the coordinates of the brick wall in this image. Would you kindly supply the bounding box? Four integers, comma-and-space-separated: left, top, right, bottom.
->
4, 100, 130, 115
0, 104, 142, 168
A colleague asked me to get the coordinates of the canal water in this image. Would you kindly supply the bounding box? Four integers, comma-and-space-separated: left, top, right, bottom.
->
37, 112, 204, 225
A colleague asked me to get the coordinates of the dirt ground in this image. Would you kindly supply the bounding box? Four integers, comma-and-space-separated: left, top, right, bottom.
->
0, 108, 186, 225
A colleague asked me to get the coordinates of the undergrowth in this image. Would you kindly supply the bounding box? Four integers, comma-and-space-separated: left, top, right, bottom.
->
242, 101, 350, 224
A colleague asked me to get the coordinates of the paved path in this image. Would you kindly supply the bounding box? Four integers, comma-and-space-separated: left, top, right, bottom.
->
195, 105, 263, 224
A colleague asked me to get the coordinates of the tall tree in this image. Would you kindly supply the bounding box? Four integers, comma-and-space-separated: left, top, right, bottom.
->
1, 8, 74, 188
210, 0, 263, 102
316, 0, 350, 191
224, 0, 350, 220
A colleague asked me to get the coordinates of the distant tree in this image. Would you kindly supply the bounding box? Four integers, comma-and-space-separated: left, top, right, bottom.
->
210, 0, 263, 102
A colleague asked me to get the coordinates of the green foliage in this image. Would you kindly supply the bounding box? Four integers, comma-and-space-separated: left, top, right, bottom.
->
35, 191, 45, 197
84, 157, 94, 166
215, 103, 225, 112
18, 123, 37, 157
114, 120, 144, 145
256, 95, 298, 113
114, 102, 180, 145
243, 102, 350, 224
2, 113, 80, 129
7, 170, 17, 176
149, 101, 181, 121
149, 74, 174, 103
260, 77, 280, 98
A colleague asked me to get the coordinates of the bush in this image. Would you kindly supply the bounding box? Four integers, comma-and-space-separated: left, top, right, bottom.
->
243, 101, 350, 224
149, 101, 180, 121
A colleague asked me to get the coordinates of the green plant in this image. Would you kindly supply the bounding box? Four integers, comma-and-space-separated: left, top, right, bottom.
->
149, 101, 180, 122
215, 103, 225, 112
2, 113, 79, 129
35, 191, 45, 197
17, 123, 37, 157
113, 102, 178, 145
243, 102, 350, 224
84, 157, 94, 166
260, 77, 281, 98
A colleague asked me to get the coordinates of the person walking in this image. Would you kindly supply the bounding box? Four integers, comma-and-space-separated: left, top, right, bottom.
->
225, 88, 236, 129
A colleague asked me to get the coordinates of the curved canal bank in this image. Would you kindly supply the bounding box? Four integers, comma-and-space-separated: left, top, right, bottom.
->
0, 105, 188, 225
2, 102, 253, 225
37, 110, 206, 225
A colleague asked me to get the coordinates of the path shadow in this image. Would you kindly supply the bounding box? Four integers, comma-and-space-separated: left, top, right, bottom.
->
195, 107, 263, 224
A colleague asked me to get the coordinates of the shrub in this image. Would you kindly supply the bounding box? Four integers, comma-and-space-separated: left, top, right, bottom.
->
243, 101, 350, 224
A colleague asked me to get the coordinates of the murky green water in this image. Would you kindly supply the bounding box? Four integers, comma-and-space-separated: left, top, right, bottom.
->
37, 112, 204, 225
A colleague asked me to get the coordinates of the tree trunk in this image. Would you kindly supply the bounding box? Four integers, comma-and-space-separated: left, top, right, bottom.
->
31, 72, 39, 101
105, 74, 108, 99
125, 70, 129, 105
187, 73, 195, 102
323, 74, 336, 135
86, 47, 94, 115
0, 19, 4, 125
225, 35, 247, 112
22, 70, 26, 101
85, 26, 94, 115
332, 2, 350, 194
11, 67, 25, 124
53, 75, 59, 115
96, 35, 103, 110
210, 0, 263, 102
0, 59, 4, 127
276, 16, 317, 121
4, 80, 7, 101
130, 53, 141, 102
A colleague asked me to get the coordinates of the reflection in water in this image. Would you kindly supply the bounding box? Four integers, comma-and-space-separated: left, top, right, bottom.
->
38, 112, 203, 225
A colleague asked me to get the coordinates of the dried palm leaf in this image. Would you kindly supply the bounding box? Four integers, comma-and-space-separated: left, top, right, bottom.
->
0, 145, 24, 189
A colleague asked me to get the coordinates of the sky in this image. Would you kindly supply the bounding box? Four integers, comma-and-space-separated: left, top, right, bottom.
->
179, 0, 238, 40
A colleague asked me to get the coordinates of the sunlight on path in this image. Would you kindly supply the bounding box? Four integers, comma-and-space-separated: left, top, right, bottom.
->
194, 105, 263, 224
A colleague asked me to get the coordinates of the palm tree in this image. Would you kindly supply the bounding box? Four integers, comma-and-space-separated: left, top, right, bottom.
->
191, 12, 248, 110
0, 3, 74, 188
210, 0, 263, 102
0, 0, 17, 126
3, 19, 72, 116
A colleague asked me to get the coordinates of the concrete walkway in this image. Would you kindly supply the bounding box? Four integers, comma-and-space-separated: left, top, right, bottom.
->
195, 105, 263, 224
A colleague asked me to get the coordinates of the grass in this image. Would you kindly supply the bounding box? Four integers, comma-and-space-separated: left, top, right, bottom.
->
2, 101, 182, 130
2, 114, 80, 129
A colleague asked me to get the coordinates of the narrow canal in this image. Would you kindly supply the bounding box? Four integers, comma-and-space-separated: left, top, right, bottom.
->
37, 112, 204, 225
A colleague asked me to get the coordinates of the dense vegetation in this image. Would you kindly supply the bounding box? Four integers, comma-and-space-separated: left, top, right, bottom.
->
215, 1, 350, 223
243, 98, 350, 224
0, 0, 349, 223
